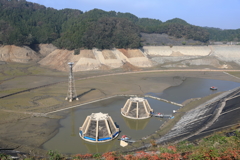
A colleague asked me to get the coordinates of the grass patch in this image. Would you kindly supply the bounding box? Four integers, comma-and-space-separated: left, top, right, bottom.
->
28, 66, 60, 75
4, 69, 26, 76
29, 97, 61, 110
0, 96, 32, 110
226, 71, 240, 78
28, 66, 47, 75
120, 88, 130, 92
0, 75, 11, 81
0, 112, 30, 124
0, 88, 28, 96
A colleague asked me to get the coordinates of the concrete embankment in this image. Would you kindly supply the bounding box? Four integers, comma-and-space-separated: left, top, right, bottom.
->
143, 46, 211, 56
143, 45, 240, 57
128, 87, 240, 152
157, 87, 240, 143
143, 45, 240, 68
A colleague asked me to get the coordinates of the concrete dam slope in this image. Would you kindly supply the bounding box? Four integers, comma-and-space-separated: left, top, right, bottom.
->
144, 45, 240, 69
143, 46, 212, 56
129, 87, 240, 152
1, 44, 240, 71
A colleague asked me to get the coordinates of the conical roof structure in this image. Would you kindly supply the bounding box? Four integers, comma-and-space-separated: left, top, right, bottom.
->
79, 112, 119, 143
121, 97, 153, 119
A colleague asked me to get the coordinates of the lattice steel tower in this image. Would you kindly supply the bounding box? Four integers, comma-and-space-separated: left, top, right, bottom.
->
65, 62, 79, 102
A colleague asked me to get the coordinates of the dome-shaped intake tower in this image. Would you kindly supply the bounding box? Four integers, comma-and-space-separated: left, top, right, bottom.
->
121, 97, 153, 119
79, 112, 119, 143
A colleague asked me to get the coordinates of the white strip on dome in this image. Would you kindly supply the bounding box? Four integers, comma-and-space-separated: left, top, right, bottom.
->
130, 97, 145, 102
91, 112, 109, 120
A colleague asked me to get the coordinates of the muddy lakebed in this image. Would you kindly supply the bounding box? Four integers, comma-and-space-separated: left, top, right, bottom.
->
42, 77, 240, 154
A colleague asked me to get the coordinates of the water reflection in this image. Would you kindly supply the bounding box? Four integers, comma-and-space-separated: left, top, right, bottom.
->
71, 109, 76, 137
82, 139, 116, 153
122, 116, 150, 130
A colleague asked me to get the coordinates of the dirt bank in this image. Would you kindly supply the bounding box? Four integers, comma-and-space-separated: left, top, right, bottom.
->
0, 45, 40, 63
1, 44, 240, 72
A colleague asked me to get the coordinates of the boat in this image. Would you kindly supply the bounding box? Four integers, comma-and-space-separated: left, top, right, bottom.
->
153, 113, 172, 118
210, 86, 217, 90
153, 112, 163, 118
119, 135, 135, 143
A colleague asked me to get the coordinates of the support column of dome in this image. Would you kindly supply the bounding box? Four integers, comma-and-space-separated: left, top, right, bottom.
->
84, 116, 91, 137
105, 119, 112, 139
145, 100, 153, 115
96, 120, 99, 142
143, 101, 148, 115
121, 99, 130, 114
80, 116, 90, 137
126, 101, 132, 116
136, 102, 139, 118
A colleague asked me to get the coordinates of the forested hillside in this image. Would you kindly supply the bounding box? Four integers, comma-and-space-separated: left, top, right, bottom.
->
205, 27, 240, 42
0, 0, 239, 50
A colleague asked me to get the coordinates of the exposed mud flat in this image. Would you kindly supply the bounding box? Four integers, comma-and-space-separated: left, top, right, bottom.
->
1, 62, 240, 155
0, 44, 240, 154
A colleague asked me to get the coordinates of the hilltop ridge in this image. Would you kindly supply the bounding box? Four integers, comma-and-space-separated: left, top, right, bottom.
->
0, 0, 239, 50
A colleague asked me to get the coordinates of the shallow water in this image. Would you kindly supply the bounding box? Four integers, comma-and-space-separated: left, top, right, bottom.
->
43, 77, 240, 154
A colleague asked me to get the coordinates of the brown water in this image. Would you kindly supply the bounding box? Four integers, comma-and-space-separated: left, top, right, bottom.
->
43, 77, 240, 154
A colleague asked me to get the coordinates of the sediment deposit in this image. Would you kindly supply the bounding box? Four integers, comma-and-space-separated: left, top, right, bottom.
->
0, 45, 40, 63
1, 44, 240, 71
37, 44, 57, 57
39, 48, 153, 71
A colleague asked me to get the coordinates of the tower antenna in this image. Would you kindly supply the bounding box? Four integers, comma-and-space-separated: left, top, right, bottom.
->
65, 62, 79, 102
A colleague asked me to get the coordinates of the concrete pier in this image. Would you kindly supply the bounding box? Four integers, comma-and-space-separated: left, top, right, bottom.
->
145, 95, 183, 107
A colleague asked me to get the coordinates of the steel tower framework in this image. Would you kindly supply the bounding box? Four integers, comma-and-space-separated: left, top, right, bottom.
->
65, 62, 79, 102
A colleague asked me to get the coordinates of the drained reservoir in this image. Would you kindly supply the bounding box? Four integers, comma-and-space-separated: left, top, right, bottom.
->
43, 77, 240, 154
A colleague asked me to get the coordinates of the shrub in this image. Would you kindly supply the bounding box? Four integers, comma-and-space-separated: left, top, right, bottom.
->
150, 139, 157, 147
47, 150, 64, 160
74, 48, 80, 55
93, 153, 101, 159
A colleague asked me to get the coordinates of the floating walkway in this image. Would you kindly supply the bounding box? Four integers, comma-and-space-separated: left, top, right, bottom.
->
144, 95, 183, 107
44, 94, 182, 115
153, 113, 174, 118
